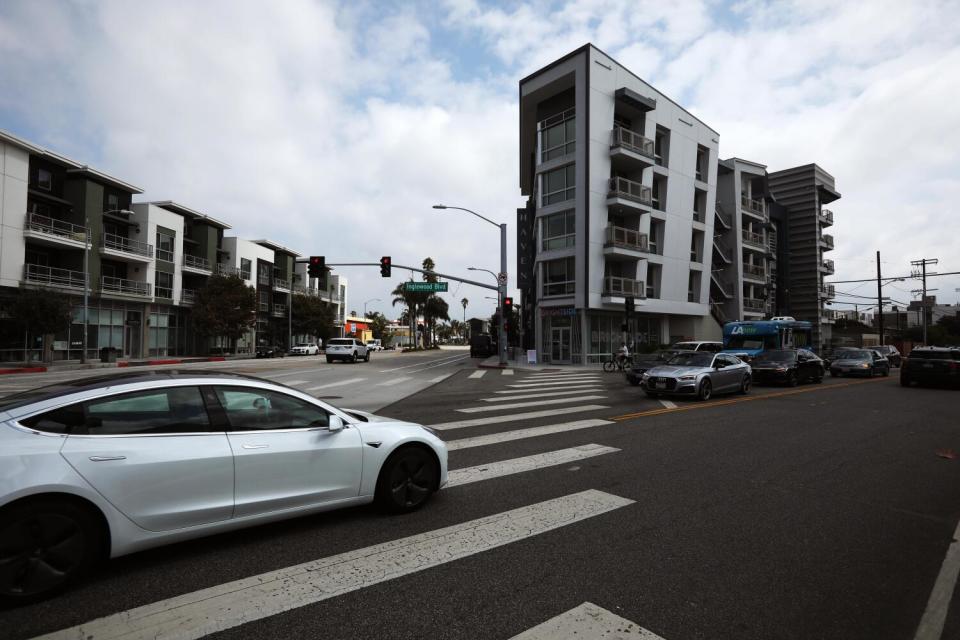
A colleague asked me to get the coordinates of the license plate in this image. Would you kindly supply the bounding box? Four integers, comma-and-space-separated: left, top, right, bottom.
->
655, 381, 666, 389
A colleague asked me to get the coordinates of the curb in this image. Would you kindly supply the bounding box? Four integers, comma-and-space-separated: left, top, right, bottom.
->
0, 367, 48, 375
0, 356, 235, 374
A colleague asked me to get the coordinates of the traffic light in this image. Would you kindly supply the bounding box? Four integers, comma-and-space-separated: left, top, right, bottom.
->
379, 256, 391, 278
308, 256, 324, 278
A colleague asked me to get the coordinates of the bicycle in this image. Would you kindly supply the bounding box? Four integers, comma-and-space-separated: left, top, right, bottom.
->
603, 353, 631, 372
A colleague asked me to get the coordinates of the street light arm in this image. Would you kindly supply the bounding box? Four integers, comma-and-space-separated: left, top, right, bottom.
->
432, 205, 501, 228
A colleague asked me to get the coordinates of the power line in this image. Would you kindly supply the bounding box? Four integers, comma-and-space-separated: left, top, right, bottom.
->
829, 270, 960, 284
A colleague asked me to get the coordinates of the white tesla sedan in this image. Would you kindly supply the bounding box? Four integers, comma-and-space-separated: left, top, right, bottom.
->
0, 371, 447, 602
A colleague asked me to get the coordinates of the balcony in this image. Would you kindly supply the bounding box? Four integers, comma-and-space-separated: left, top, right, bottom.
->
609, 126, 655, 171
180, 288, 197, 306
23, 264, 86, 291
821, 258, 835, 274
257, 273, 271, 286
819, 284, 836, 300
101, 276, 151, 298
742, 262, 766, 282
101, 232, 153, 263
819, 208, 834, 227
603, 225, 649, 260
601, 276, 645, 300
741, 229, 767, 251
607, 176, 652, 212
820, 234, 835, 251
273, 277, 291, 292
217, 264, 239, 277
183, 253, 212, 274
258, 301, 269, 313
740, 195, 767, 219
743, 297, 766, 314
272, 304, 287, 317
23, 213, 89, 249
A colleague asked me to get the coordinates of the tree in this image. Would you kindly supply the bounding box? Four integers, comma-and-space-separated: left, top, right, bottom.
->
368, 311, 392, 348
10, 288, 73, 363
461, 298, 469, 340
423, 295, 449, 346
192, 274, 257, 352
291, 294, 336, 344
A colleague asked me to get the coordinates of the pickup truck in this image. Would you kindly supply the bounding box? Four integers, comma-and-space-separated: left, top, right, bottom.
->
900, 346, 960, 387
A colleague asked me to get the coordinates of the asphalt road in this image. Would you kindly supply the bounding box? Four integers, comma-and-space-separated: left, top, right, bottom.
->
3, 362, 959, 640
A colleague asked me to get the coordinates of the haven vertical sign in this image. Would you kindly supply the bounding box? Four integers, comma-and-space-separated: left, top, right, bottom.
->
517, 203, 536, 349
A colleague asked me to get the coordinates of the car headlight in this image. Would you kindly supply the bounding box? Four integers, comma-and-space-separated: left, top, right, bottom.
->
641, 373, 650, 380
775, 367, 787, 372
859, 363, 870, 368
678, 375, 697, 381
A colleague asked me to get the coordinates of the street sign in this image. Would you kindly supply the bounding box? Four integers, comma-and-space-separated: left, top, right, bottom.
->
404, 282, 449, 293
497, 272, 508, 285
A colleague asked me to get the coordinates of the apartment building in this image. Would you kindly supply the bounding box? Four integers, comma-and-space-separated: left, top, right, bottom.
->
518, 44, 721, 364
0, 129, 346, 361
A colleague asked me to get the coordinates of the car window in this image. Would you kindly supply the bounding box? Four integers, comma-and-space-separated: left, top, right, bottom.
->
669, 353, 714, 367
77, 386, 211, 435
19, 403, 85, 434
702, 343, 721, 352
215, 387, 330, 431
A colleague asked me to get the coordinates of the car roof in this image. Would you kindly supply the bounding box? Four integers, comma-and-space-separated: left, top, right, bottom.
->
0, 369, 268, 412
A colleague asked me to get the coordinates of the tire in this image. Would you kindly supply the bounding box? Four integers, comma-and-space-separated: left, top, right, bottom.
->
698, 378, 712, 401
350, 352, 357, 363
814, 375, 824, 384
365, 352, 371, 362
326, 357, 333, 363
602, 360, 616, 373
0, 499, 103, 603
739, 375, 751, 395
375, 446, 438, 513
882, 366, 890, 377
786, 371, 798, 387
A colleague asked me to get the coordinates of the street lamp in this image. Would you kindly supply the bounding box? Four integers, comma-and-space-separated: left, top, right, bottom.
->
363, 297, 381, 318
434, 205, 507, 365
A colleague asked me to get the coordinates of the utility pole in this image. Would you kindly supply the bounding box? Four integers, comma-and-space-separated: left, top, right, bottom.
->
911, 258, 938, 344
876, 251, 884, 345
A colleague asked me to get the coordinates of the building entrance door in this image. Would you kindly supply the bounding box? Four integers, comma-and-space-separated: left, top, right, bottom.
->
125, 311, 142, 359
550, 326, 571, 363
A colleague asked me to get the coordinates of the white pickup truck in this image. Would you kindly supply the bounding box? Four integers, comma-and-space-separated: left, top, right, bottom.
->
365, 339, 383, 352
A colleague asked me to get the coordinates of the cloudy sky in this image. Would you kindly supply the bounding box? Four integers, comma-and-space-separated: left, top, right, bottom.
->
2, 0, 958, 320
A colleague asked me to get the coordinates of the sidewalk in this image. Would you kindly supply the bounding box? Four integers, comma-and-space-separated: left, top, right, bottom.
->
0, 354, 254, 375
477, 354, 605, 371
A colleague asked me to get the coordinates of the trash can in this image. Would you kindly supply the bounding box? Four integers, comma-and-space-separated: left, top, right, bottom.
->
99, 346, 118, 363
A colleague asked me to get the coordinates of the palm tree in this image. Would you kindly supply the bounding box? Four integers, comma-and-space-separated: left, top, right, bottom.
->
423, 295, 449, 346
460, 297, 468, 341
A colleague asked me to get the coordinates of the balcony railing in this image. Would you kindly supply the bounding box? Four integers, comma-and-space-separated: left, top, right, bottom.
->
258, 301, 269, 312
604, 225, 649, 252
819, 284, 836, 299
607, 177, 652, 205
602, 276, 645, 298
741, 195, 766, 216
742, 229, 765, 248
183, 253, 211, 271
101, 276, 151, 297
272, 304, 287, 317
820, 234, 835, 249
743, 262, 765, 279
610, 126, 655, 159
24, 264, 86, 290
181, 288, 197, 305
24, 213, 89, 243
820, 209, 834, 226
273, 277, 291, 290
217, 264, 239, 277
154, 286, 173, 300
102, 232, 152, 258
822, 259, 835, 273
257, 274, 271, 286
743, 297, 766, 312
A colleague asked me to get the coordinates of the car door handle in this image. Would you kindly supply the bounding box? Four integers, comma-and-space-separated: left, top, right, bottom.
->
242, 443, 269, 450
88, 455, 126, 462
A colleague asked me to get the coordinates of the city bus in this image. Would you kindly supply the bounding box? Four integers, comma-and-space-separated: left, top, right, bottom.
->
721, 318, 814, 359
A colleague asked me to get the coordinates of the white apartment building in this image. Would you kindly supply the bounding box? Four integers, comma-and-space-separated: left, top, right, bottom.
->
519, 45, 721, 364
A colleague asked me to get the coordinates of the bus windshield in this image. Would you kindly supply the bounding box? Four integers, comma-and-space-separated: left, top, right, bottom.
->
725, 335, 779, 350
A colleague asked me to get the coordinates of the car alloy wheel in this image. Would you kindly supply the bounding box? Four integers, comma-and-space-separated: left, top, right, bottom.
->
787, 371, 798, 387
377, 447, 437, 513
698, 379, 712, 401
739, 375, 751, 394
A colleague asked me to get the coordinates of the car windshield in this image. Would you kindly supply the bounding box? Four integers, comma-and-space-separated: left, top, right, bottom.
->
726, 335, 779, 350
754, 350, 796, 363
296, 343, 312, 347
837, 350, 870, 359
667, 353, 715, 367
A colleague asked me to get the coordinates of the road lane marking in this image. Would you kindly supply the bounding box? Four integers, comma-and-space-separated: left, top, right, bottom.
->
523, 374, 602, 380
511, 602, 665, 639
469, 370, 486, 379
914, 514, 960, 639
484, 388, 604, 401
429, 405, 610, 431
495, 386, 603, 395
429, 373, 455, 384
283, 380, 310, 386
269, 368, 331, 378
446, 419, 613, 450
304, 378, 366, 391
446, 444, 619, 487
659, 399, 677, 409
502, 369, 514, 375
378, 376, 412, 387
457, 395, 607, 413
378, 353, 470, 373
508, 380, 604, 389
34, 491, 634, 640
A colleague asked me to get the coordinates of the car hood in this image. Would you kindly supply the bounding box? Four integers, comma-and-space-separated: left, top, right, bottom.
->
751, 361, 793, 369
644, 365, 712, 376
833, 358, 871, 365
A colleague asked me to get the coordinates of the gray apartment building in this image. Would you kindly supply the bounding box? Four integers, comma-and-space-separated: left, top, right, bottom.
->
518, 44, 721, 364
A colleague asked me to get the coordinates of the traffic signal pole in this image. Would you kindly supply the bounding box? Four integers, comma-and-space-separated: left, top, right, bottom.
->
499, 223, 508, 367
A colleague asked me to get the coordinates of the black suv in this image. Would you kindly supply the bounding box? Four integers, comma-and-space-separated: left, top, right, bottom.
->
751, 349, 825, 386
470, 333, 496, 358
873, 344, 902, 367
255, 345, 286, 358
900, 347, 960, 388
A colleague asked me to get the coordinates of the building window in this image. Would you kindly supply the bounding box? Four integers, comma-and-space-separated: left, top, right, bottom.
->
539, 109, 575, 163
690, 230, 703, 263
649, 220, 665, 255
156, 231, 175, 262
646, 264, 661, 299
37, 168, 53, 191
541, 210, 575, 251
258, 291, 270, 312
696, 145, 709, 182
541, 165, 575, 207
542, 257, 575, 297
105, 192, 120, 213
155, 271, 173, 299
654, 126, 670, 167
240, 258, 252, 280
652, 175, 667, 211
688, 271, 701, 303
148, 311, 179, 357
693, 188, 706, 222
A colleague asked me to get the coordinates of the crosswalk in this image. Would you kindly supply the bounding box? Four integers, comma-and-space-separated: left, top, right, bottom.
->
31, 368, 657, 640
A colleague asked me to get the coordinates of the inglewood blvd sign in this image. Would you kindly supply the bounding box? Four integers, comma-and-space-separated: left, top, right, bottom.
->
403, 282, 449, 293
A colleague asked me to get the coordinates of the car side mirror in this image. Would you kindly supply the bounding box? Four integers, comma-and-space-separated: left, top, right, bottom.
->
327, 415, 344, 432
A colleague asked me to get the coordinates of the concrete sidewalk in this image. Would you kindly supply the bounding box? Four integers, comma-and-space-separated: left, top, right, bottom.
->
476, 354, 605, 371
0, 354, 253, 375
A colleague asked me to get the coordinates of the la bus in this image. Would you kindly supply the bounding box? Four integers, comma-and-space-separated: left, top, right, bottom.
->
722, 317, 814, 359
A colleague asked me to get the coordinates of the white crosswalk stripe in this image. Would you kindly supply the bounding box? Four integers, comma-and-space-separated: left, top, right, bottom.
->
284, 380, 310, 386
507, 380, 604, 389
457, 395, 606, 414
483, 388, 603, 401
36, 491, 634, 640
429, 373, 455, 384
446, 444, 619, 487
468, 370, 486, 379
429, 405, 610, 430
502, 369, 514, 375
304, 378, 365, 392
495, 385, 600, 395
525, 374, 601, 380
446, 419, 614, 451
512, 602, 666, 639
378, 376, 412, 387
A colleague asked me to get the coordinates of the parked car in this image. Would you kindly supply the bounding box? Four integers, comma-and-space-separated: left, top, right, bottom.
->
750, 349, 824, 386
873, 345, 902, 367
0, 370, 447, 602
900, 346, 960, 388
365, 339, 383, 352
829, 349, 890, 377
289, 342, 320, 356
670, 341, 723, 353
470, 333, 496, 358
642, 352, 752, 401
255, 345, 286, 358
625, 349, 694, 386
326, 338, 370, 363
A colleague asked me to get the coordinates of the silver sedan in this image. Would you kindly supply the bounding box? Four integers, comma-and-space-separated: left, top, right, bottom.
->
642, 352, 752, 401
0, 371, 448, 602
